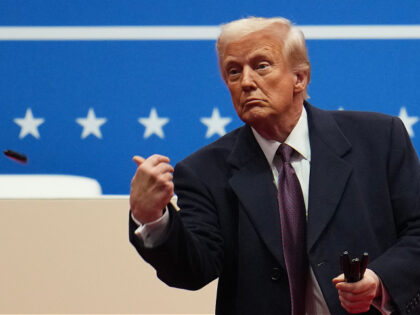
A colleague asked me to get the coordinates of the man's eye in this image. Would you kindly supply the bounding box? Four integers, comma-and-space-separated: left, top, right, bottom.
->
257, 63, 269, 70
229, 68, 239, 75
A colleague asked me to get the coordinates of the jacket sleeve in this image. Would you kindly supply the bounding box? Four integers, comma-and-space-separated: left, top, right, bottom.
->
369, 116, 420, 314
129, 160, 224, 291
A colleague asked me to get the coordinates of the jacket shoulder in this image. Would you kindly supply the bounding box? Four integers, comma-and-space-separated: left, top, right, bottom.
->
326, 109, 398, 139
329, 109, 394, 125
176, 125, 246, 170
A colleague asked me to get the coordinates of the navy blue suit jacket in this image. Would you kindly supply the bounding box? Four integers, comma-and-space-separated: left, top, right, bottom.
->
130, 103, 420, 314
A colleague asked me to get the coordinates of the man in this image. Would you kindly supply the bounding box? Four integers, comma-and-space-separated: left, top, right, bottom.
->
129, 17, 420, 314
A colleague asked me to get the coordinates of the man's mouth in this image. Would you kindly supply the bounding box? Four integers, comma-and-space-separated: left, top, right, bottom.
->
243, 98, 264, 107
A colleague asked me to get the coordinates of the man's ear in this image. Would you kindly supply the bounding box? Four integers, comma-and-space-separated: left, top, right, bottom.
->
293, 71, 308, 93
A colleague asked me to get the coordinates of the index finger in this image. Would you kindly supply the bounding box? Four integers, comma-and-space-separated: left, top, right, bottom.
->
335, 277, 370, 294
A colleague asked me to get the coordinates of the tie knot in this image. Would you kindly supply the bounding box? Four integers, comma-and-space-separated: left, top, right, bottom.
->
277, 143, 295, 163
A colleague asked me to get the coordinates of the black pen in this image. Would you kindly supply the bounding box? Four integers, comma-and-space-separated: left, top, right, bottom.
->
349, 258, 360, 283
360, 252, 369, 278
3, 150, 28, 164
342, 251, 351, 281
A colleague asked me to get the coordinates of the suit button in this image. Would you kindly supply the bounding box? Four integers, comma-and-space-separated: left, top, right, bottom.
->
317, 261, 326, 267
271, 267, 281, 281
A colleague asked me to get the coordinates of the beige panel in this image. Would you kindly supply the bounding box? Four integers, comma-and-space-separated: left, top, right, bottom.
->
0, 199, 216, 314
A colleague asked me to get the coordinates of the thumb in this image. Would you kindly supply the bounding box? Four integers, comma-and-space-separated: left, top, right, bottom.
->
133, 155, 145, 166
332, 273, 346, 285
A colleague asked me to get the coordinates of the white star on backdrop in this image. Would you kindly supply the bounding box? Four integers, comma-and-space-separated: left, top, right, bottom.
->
200, 108, 232, 138
76, 108, 107, 139
9, 105, 419, 141
399, 107, 419, 138
14, 108, 45, 139
138, 108, 169, 139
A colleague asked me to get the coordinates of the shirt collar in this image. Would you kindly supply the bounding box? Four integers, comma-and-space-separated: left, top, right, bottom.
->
251, 106, 311, 164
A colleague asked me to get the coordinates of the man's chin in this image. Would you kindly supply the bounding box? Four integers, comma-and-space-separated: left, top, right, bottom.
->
240, 111, 268, 127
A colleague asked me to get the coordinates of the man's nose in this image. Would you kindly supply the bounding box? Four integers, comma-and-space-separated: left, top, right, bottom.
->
241, 66, 257, 91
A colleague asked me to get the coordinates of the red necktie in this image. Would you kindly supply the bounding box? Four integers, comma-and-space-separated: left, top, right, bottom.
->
276, 143, 308, 315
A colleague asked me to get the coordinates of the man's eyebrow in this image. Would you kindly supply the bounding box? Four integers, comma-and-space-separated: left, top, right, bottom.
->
223, 59, 240, 69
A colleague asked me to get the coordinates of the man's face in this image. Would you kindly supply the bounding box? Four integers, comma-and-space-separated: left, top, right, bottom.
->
221, 29, 304, 132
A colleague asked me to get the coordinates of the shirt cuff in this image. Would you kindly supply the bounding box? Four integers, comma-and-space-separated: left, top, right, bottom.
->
132, 208, 170, 248
371, 278, 394, 315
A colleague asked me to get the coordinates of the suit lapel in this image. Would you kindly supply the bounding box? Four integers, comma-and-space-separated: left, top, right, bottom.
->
227, 126, 285, 268
305, 104, 353, 251
226, 104, 353, 264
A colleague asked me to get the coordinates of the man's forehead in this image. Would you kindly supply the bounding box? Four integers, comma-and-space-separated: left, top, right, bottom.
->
224, 46, 277, 61
222, 32, 284, 62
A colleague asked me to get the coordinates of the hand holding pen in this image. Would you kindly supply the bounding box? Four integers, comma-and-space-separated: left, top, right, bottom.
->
340, 251, 369, 282
334, 251, 382, 313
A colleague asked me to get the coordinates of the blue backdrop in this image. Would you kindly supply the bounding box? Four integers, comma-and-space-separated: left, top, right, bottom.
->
1, 1, 419, 195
